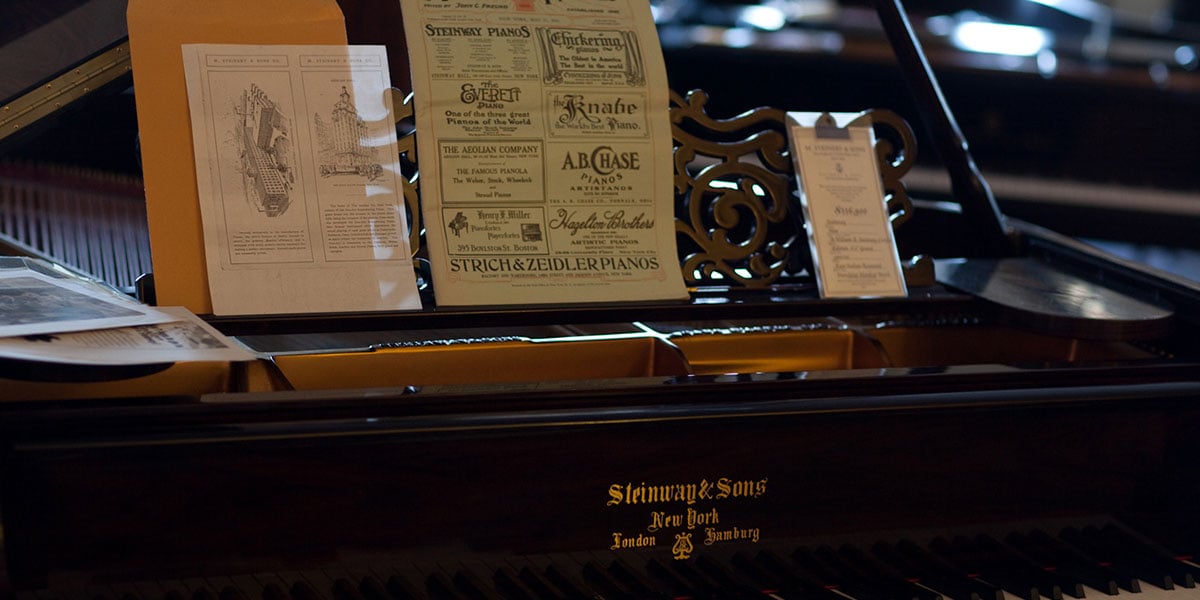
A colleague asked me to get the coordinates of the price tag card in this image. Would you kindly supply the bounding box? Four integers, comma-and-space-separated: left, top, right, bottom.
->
786, 112, 907, 298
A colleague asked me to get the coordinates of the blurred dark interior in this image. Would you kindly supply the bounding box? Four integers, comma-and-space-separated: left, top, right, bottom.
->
654, 0, 1200, 276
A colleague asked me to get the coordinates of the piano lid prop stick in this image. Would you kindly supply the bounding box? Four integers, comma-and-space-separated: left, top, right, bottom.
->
871, 0, 1015, 257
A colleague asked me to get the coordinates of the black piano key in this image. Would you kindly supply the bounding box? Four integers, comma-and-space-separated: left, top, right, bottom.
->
108, 585, 143, 600
291, 580, 325, 600
929, 536, 1047, 600
450, 568, 493, 600
1005, 531, 1119, 596
356, 575, 392, 600
607, 557, 672, 599
880, 540, 1005, 600
975, 535, 1085, 599
87, 587, 121, 600
581, 558, 634, 598
831, 545, 941, 600
262, 583, 291, 600
492, 566, 537, 600
793, 546, 892, 600
543, 562, 607, 600
970, 536, 1068, 600
753, 549, 844, 599
1099, 524, 1199, 588
511, 564, 572, 600
696, 554, 777, 598
423, 572, 463, 600
644, 558, 706, 599
331, 579, 364, 600
1061, 526, 1171, 591
217, 587, 250, 600
134, 581, 173, 600
1038, 529, 1140, 593
190, 588, 217, 600
669, 557, 758, 599
730, 551, 805, 598
226, 577, 265, 600
872, 541, 976, 600
385, 573, 425, 600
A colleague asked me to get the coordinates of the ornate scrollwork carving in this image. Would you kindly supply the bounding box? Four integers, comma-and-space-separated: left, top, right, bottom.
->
671, 89, 798, 287
392, 88, 422, 259
866, 108, 918, 230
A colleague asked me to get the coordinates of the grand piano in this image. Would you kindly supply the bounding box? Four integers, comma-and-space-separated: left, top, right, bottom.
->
4, 1, 1200, 599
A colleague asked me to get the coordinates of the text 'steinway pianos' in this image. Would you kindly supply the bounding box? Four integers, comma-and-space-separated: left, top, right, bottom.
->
4, 1, 1200, 599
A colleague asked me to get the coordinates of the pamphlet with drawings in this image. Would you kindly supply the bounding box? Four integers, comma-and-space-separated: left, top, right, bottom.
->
181, 44, 423, 316
0, 258, 254, 366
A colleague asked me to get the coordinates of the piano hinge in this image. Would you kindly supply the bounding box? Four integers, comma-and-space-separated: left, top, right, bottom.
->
0, 40, 132, 143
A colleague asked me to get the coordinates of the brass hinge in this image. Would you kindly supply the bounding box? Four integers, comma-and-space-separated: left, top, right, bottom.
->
0, 40, 132, 142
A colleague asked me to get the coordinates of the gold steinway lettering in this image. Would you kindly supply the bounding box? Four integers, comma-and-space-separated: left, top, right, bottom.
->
704, 526, 761, 545
687, 507, 719, 529
606, 477, 766, 506
611, 532, 656, 550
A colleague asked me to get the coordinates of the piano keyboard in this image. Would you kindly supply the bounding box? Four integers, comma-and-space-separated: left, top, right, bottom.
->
29, 523, 1200, 600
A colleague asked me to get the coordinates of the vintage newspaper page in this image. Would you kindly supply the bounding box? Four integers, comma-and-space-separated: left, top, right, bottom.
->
0, 307, 257, 365
400, 0, 688, 306
0, 269, 177, 337
182, 44, 422, 315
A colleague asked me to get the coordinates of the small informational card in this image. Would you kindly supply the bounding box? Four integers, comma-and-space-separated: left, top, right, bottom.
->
786, 112, 907, 298
0, 307, 258, 365
182, 44, 422, 315
0, 269, 177, 337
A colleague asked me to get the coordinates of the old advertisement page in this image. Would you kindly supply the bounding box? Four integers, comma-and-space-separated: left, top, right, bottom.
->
400, 0, 688, 306
182, 44, 422, 315
0, 307, 257, 365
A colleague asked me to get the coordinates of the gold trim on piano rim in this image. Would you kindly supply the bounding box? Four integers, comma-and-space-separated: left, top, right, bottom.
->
0, 41, 132, 143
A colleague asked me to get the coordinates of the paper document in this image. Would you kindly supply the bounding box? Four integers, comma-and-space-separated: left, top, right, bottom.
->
400, 0, 688, 305
0, 307, 258, 365
182, 44, 423, 315
0, 269, 176, 337
787, 112, 907, 299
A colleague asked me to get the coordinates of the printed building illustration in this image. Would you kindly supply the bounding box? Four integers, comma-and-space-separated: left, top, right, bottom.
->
315, 86, 382, 180
237, 84, 294, 217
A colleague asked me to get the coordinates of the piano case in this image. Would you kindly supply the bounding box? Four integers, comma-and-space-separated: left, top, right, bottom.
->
4, 0, 1200, 598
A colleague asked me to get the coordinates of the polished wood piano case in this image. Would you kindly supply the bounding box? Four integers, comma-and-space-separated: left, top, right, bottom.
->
5, 1, 1200, 599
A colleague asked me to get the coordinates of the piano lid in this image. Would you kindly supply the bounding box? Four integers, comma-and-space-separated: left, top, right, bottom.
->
0, 0, 131, 152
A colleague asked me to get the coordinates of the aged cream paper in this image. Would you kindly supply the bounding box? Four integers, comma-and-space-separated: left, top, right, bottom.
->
787, 112, 907, 298
400, 0, 688, 306
0, 307, 257, 365
0, 269, 176, 337
182, 44, 422, 315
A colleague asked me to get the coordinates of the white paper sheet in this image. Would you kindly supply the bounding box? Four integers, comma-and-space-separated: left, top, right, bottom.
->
787, 112, 907, 299
0, 270, 176, 337
182, 44, 423, 315
0, 307, 258, 365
